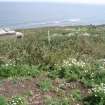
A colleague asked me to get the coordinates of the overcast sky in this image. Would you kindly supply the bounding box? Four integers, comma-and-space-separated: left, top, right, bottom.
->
0, 0, 105, 5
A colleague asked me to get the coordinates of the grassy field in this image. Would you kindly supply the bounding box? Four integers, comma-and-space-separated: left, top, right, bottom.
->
0, 25, 105, 105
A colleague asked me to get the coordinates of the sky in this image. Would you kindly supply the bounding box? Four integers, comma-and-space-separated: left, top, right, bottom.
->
0, 0, 105, 5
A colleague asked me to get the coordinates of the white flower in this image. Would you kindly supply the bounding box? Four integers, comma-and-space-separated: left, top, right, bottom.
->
5, 63, 9, 67
62, 58, 86, 68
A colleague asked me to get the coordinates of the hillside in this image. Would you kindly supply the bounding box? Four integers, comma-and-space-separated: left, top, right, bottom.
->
0, 25, 105, 105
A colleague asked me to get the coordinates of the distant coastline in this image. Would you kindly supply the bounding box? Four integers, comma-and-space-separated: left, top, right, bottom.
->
0, 2, 105, 29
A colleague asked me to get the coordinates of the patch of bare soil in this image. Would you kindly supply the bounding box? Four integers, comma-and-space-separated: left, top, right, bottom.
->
0, 78, 90, 105
0, 78, 44, 105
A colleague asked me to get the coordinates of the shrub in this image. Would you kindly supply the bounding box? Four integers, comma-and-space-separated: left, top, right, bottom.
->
83, 83, 105, 105
81, 63, 105, 87
48, 65, 84, 81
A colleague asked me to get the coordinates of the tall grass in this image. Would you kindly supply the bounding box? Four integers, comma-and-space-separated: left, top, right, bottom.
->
0, 26, 105, 66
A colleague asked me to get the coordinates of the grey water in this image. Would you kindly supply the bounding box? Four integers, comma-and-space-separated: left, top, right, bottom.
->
0, 2, 105, 29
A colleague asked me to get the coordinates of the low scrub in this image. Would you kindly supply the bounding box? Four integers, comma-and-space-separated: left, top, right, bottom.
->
83, 83, 105, 105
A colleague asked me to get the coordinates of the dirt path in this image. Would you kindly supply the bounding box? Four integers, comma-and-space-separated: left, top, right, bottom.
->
0, 78, 44, 105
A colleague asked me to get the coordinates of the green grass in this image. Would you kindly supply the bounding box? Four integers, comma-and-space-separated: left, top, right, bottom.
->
0, 65, 41, 78
38, 79, 53, 92
0, 96, 7, 105
71, 89, 82, 101
44, 96, 70, 105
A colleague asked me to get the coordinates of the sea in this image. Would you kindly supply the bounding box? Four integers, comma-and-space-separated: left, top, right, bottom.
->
0, 2, 105, 29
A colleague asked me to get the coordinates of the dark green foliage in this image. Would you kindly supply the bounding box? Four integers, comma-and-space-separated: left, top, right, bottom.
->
48, 65, 84, 81
83, 95, 101, 105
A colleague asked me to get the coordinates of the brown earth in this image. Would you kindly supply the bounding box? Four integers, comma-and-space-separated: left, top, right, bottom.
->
0, 78, 90, 105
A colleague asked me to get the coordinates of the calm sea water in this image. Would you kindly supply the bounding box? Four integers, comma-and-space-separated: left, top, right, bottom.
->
0, 2, 105, 29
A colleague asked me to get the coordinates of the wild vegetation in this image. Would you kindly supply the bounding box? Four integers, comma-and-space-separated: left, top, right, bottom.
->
0, 25, 105, 105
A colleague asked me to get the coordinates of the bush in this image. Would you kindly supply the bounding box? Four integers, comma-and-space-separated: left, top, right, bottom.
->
48, 65, 84, 81
83, 83, 105, 105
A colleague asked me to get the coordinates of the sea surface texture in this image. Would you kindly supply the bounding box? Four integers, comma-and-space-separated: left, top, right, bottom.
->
0, 2, 104, 28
